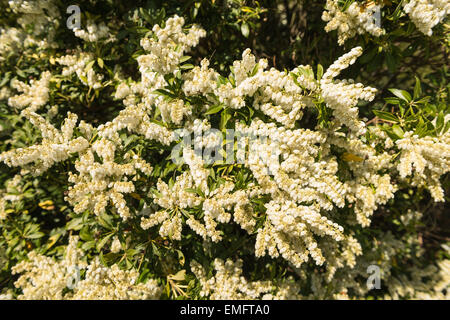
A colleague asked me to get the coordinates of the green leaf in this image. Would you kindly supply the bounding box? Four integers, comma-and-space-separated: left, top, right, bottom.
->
390, 1, 404, 20
180, 64, 194, 70
179, 56, 191, 63
26, 232, 45, 239
97, 213, 114, 230
297, 66, 314, 79
228, 75, 236, 87
220, 108, 232, 130
209, 167, 216, 180
443, 121, 450, 135
85, 60, 95, 72
153, 89, 176, 99
66, 217, 83, 231
155, 8, 166, 24
373, 110, 399, 123
139, 7, 153, 24
151, 242, 160, 257
384, 97, 400, 105
389, 89, 412, 103
316, 64, 323, 81
99, 251, 107, 266
170, 269, 186, 281
413, 76, 422, 100
0, 72, 11, 87
436, 111, 444, 135
16, 68, 26, 78
205, 104, 224, 115
80, 226, 93, 241
249, 64, 259, 77
79, 75, 88, 84
385, 52, 396, 73
82, 240, 96, 251
96, 233, 113, 252
97, 58, 104, 69
391, 125, 405, 139
176, 250, 185, 266
185, 188, 198, 194
415, 97, 430, 105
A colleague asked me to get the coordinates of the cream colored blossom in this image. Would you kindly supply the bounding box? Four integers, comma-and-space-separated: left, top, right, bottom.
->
0, 110, 89, 175
191, 258, 301, 299
8, 71, 51, 111
403, 0, 450, 36
73, 20, 113, 42
12, 236, 161, 300
57, 52, 104, 89
396, 131, 450, 201
322, 0, 385, 45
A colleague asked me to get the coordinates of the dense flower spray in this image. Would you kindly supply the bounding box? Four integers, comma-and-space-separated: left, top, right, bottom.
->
0, 5, 448, 300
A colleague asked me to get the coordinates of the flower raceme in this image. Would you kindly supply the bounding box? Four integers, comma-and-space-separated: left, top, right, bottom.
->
322, 0, 450, 44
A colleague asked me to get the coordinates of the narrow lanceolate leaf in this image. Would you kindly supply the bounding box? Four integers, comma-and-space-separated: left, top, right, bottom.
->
391, 125, 405, 139
179, 56, 191, 63
317, 64, 324, 81
436, 111, 444, 135
413, 76, 422, 100
96, 233, 114, 252
373, 110, 399, 123
389, 88, 412, 103
205, 104, 224, 115
85, 60, 96, 72
97, 57, 104, 69
220, 108, 232, 130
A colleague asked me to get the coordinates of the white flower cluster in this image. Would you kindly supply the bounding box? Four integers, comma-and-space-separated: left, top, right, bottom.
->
73, 20, 113, 42
0, 174, 29, 219
396, 130, 450, 201
53, 17, 208, 221
0, 109, 89, 175
138, 15, 206, 75
182, 59, 218, 96
234, 117, 393, 268
327, 131, 396, 226
0, 292, 13, 300
191, 259, 301, 299
8, 71, 51, 111
322, 0, 450, 43
182, 45, 375, 136
6, 0, 60, 50
67, 149, 153, 220
320, 46, 377, 136
12, 236, 162, 300
0, 27, 23, 60
304, 231, 450, 299
71, 258, 161, 300
322, 0, 385, 45
142, 160, 255, 241
184, 49, 308, 127
57, 52, 104, 89
403, 0, 450, 36
0, 194, 7, 220
380, 240, 450, 300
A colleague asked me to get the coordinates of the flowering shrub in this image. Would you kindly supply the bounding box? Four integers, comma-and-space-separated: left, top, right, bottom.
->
0, 0, 448, 300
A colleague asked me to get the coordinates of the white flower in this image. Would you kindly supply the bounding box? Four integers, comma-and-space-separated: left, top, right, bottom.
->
403, 0, 450, 36
322, 0, 385, 45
